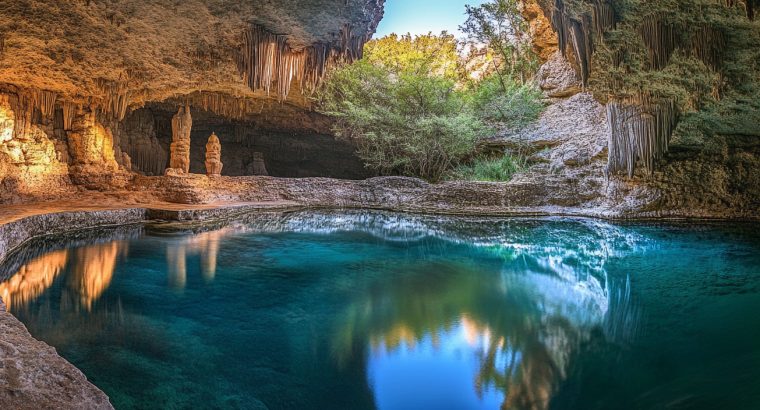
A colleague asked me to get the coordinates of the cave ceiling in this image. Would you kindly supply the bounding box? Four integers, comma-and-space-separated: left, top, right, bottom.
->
0, 0, 385, 115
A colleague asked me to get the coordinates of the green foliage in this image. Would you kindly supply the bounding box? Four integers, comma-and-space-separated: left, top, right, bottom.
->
461, 0, 538, 83
569, 0, 760, 160
316, 25, 551, 182
317, 58, 490, 182
448, 153, 527, 182
471, 76, 545, 128
363, 33, 464, 81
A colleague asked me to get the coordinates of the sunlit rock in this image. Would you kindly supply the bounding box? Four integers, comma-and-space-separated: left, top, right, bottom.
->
167, 105, 193, 175
205, 132, 223, 177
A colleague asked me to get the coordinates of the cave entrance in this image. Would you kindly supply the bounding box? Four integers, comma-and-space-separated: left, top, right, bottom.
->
120, 105, 372, 179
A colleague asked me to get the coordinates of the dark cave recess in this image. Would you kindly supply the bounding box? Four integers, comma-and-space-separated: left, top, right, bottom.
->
119, 107, 373, 180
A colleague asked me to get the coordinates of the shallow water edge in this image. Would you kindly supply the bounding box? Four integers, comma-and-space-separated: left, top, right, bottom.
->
0, 204, 759, 409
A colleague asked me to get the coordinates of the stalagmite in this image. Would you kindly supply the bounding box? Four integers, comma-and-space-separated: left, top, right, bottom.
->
121, 151, 132, 171
251, 152, 268, 176
167, 105, 192, 174
606, 97, 679, 178
205, 132, 223, 177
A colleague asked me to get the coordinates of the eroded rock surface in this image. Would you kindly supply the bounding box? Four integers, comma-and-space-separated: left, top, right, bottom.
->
0, 0, 384, 108
168, 106, 193, 174
536, 51, 582, 98
0, 308, 112, 410
205, 132, 223, 176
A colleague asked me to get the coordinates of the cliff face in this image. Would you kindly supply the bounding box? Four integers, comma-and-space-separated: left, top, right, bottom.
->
0, 0, 384, 203
0, 0, 383, 108
512, 0, 760, 217
523, 0, 759, 173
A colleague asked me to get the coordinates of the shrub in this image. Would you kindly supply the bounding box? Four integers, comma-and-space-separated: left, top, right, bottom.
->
471, 76, 545, 128
317, 59, 490, 182
448, 153, 527, 182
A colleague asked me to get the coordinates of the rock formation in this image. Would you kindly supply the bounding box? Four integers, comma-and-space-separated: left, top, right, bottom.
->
0, 0, 383, 114
522, 0, 760, 181
167, 106, 192, 175
251, 152, 268, 176
205, 133, 223, 177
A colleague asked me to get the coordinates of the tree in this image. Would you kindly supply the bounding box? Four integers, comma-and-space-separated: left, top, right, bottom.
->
316, 34, 490, 182
461, 0, 538, 85
363, 32, 464, 81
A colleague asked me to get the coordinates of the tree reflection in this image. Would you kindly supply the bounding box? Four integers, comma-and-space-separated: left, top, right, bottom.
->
333, 240, 625, 410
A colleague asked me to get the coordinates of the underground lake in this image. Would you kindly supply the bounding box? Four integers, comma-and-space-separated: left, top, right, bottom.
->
1, 211, 759, 410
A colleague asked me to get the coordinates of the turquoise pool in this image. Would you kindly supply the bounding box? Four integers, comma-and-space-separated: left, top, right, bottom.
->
1, 211, 759, 409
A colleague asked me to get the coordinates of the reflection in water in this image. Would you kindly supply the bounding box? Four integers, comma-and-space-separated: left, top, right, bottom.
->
0, 226, 232, 310
166, 228, 230, 288
334, 261, 608, 410
66, 242, 128, 311
0, 242, 128, 312
0, 249, 68, 311
2, 211, 751, 409
321, 213, 643, 410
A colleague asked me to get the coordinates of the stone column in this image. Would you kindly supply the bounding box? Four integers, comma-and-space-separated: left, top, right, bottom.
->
204, 132, 223, 176
252, 152, 268, 176
166, 105, 192, 174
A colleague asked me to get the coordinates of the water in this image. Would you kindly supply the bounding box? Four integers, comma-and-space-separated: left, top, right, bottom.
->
1, 211, 759, 410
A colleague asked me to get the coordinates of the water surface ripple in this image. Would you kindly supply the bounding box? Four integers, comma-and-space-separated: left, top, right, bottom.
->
1, 211, 759, 409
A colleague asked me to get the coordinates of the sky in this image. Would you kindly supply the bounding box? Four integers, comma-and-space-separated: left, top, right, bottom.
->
374, 0, 488, 39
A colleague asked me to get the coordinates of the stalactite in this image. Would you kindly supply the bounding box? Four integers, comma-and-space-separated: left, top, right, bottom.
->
95, 79, 130, 121
721, 0, 758, 19
638, 18, 677, 70
7, 92, 33, 140
32, 89, 57, 122
691, 24, 724, 71
237, 24, 367, 101
190, 92, 253, 120
591, 0, 615, 41
130, 139, 166, 176
233, 124, 247, 144
549, 0, 614, 86
117, 109, 167, 176
4, 87, 63, 138
606, 96, 679, 178
62, 101, 76, 131
747, 0, 758, 20
569, 17, 593, 87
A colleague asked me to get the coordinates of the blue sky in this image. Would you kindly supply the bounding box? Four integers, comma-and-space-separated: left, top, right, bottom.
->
374, 0, 488, 38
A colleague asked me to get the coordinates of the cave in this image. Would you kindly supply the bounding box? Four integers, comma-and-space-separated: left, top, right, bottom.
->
1, 0, 760, 408
118, 105, 372, 179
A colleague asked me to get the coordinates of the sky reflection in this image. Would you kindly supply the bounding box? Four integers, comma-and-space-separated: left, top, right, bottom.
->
1, 212, 753, 409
